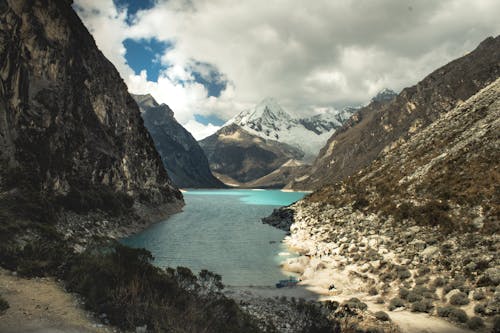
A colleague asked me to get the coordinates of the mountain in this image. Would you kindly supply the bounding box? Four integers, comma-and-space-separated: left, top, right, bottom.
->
199, 124, 303, 183
132, 94, 225, 188
0, 2, 261, 332
225, 97, 356, 161
289, 36, 500, 190
266, 77, 500, 328
0, 0, 183, 240
371, 88, 397, 103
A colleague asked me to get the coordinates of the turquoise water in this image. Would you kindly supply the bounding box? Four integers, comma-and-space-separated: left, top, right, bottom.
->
122, 189, 306, 286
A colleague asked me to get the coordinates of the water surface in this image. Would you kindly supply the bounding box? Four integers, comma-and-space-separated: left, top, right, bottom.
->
122, 189, 306, 286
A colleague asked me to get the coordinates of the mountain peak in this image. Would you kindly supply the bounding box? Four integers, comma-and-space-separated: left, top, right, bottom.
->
371, 88, 397, 103
131, 93, 158, 109
227, 97, 293, 127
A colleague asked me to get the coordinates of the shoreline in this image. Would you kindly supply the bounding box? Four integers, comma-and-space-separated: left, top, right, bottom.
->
275, 202, 485, 333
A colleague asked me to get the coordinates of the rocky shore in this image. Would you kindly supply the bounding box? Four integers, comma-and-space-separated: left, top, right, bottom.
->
264, 201, 499, 332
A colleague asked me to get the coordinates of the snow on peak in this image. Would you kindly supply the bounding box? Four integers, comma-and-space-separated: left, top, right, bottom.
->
225, 98, 357, 162
228, 97, 293, 127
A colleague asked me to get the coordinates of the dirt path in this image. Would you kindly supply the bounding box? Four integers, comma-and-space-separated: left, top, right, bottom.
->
0, 269, 115, 333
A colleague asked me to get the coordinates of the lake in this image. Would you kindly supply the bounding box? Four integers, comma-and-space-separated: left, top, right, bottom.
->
121, 189, 306, 286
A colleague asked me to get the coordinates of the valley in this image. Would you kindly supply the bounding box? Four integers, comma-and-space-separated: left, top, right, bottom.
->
0, 0, 498, 333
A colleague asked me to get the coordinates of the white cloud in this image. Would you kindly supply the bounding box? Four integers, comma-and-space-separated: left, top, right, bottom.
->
183, 120, 221, 140
74, 0, 500, 139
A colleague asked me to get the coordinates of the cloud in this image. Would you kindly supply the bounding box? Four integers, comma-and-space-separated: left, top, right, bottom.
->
183, 119, 221, 140
74, 0, 500, 139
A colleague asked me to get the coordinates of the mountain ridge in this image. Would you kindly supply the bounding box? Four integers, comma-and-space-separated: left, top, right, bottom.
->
288, 35, 500, 190
132, 94, 226, 188
225, 98, 357, 161
199, 123, 304, 183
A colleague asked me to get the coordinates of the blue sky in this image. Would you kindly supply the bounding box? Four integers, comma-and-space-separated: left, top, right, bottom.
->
123, 37, 227, 97
123, 38, 172, 81
113, 0, 155, 24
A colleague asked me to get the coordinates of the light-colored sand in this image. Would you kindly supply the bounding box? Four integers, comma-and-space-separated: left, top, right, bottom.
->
0, 269, 115, 333
280, 250, 477, 333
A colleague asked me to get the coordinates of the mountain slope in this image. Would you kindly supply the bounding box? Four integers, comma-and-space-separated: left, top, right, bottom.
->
226, 97, 356, 161
290, 36, 500, 190
199, 124, 303, 183
133, 94, 225, 188
0, 0, 183, 242
267, 77, 500, 330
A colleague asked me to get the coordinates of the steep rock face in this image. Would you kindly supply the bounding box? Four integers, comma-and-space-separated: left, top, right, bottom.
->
132, 94, 225, 188
291, 36, 500, 190
199, 124, 303, 183
0, 0, 182, 237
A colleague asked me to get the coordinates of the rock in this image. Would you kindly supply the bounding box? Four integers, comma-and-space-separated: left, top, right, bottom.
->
136, 325, 147, 333
134, 94, 225, 188
411, 239, 427, 251
262, 207, 296, 231
421, 246, 440, 258
472, 216, 484, 229
0, 0, 183, 238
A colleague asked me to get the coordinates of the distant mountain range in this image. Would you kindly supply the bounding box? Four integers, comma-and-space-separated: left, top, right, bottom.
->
224, 97, 356, 161
132, 94, 225, 188
200, 97, 361, 186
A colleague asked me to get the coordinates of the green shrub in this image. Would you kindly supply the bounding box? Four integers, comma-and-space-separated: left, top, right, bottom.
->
437, 306, 453, 317
388, 297, 405, 311
411, 299, 434, 313
431, 277, 446, 288
474, 303, 486, 315
399, 287, 410, 299
449, 292, 469, 306
467, 316, 484, 330
0, 295, 9, 313
368, 287, 378, 296
407, 291, 423, 303
374, 311, 390, 321
443, 278, 465, 294
472, 290, 485, 301
396, 266, 411, 280
375, 297, 385, 304
342, 297, 368, 311
63, 243, 259, 333
437, 306, 468, 323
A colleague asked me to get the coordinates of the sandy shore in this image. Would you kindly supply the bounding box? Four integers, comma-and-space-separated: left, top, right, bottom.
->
280, 237, 478, 333
0, 269, 115, 333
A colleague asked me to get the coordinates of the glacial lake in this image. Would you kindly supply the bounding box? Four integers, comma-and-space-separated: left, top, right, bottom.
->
122, 189, 306, 286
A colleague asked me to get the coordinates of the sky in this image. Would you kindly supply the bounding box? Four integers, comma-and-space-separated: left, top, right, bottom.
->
73, 0, 500, 140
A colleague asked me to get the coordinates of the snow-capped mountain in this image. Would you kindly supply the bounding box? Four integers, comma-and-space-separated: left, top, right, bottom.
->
225, 98, 355, 161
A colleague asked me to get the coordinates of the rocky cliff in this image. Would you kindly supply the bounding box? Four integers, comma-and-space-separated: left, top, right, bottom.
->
290, 36, 500, 190
199, 124, 303, 183
133, 94, 225, 188
0, 0, 182, 244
